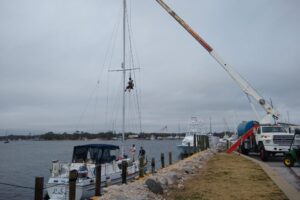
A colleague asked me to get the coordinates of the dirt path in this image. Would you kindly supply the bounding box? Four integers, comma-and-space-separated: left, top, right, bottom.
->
166, 153, 288, 200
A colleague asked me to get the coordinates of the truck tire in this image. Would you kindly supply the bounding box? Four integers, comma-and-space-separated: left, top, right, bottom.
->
283, 155, 294, 167
260, 146, 269, 161
241, 143, 249, 155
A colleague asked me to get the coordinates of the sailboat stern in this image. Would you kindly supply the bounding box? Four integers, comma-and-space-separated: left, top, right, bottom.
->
47, 179, 91, 200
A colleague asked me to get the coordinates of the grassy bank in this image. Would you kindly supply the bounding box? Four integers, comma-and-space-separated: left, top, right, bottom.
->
167, 153, 287, 200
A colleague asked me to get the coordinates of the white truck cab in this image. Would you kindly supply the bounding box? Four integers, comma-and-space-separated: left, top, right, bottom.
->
254, 124, 295, 161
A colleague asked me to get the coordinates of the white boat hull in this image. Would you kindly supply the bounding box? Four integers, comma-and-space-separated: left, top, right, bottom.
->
177, 145, 196, 154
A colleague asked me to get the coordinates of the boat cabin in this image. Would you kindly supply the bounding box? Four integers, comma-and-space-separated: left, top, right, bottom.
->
72, 144, 120, 164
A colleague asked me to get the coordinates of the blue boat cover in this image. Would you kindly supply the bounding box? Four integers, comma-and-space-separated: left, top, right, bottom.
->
72, 144, 119, 164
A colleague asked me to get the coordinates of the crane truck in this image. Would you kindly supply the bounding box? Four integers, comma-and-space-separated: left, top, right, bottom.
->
155, 0, 298, 161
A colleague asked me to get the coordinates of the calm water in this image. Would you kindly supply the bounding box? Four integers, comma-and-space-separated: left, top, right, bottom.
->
0, 139, 182, 200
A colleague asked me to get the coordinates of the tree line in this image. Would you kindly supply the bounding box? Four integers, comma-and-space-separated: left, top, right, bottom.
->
0, 131, 233, 141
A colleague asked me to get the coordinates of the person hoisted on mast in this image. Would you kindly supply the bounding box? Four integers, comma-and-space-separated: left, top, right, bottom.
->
125, 76, 134, 92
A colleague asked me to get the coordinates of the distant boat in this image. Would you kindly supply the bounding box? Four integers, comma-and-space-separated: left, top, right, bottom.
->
177, 117, 202, 154
4, 132, 9, 143
150, 134, 155, 140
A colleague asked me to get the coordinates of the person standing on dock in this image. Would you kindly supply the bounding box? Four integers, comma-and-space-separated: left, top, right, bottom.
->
130, 144, 136, 161
138, 146, 147, 167
139, 146, 146, 159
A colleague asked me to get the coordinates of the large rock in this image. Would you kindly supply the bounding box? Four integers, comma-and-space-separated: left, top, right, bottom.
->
157, 176, 168, 189
145, 177, 164, 194
164, 172, 179, 185
183, 165, 194, 174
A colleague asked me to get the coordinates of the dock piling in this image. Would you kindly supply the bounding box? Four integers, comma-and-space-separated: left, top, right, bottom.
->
169, 152, 172, 165
193, 134, 197, 153
69, 170, 77, 200
105, 177, 111, 187
206, 135, 210, 148
121, 160, 128, 184
201, 135, 205, 151
151, 157, 155, 174
139, 157, 145, 177
34, 177, 43, 200
161, 153, 165, 168
95, 164, 101, 196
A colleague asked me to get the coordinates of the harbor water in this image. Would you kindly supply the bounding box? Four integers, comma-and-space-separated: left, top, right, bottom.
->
0, 139, 182, 200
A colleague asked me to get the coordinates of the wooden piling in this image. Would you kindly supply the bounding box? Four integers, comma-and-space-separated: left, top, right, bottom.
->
95, 164, 101, 196
197, 135, 200, 152
200, 135, 204, 151
151, 157, 155, 174
105, 177, 111, 187
207, 136, 210, 148
198, 136, 201, 151
168, 152, 172, 165
161, 153, 165, 168
193, 134, 197, 153
121, 160, 128, 184
139, 156, 145, 177
34, 177, 44, 200
69, 170, 77, 200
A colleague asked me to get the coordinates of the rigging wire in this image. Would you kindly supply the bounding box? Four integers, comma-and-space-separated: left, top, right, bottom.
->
91, 82, 100, 133
104, 5, 123, 131
109, 77, 123, 132
125, 6, 143, 134
76, 3, 123, 133
76, 85, 99, 131
0, 182, 34, 190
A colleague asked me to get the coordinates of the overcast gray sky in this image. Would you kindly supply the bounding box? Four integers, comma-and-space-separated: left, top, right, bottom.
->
0, 0, 299, 135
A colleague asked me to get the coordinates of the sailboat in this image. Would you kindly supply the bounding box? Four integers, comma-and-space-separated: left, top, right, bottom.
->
46, 1, 141, 199
4, 131, 9, 143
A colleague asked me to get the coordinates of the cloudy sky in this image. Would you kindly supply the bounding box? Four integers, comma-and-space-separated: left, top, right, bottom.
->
0, 0, 299, 135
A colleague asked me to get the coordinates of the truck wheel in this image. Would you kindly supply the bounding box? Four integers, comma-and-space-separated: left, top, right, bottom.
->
260, 146, 269, 161
241, 144, 249, 155
283, 155, 294, 167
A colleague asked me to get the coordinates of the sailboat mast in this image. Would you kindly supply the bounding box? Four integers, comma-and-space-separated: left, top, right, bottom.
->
122, 0, 126, 155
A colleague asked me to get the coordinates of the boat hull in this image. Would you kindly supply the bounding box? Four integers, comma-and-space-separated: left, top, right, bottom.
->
47, 171, 139, 200
177, 145, 196, 155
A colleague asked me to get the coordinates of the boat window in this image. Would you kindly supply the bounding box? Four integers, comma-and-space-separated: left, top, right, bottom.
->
101, 149, 111, 163
90, 147, 102, 163
261, 126, 287, 133
73, 147, 88, 162
110, 149, 120, 157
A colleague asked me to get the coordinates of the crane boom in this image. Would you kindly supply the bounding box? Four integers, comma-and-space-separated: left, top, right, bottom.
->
155, 0, 279, 122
